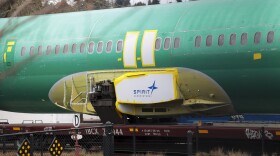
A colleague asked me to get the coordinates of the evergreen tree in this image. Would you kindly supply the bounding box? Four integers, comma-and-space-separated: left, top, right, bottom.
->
148, 0, 152, 5
115, 0, 130, 7
134, 2, 145, 6
177, 0, 182, 2
151, 0, 160, 5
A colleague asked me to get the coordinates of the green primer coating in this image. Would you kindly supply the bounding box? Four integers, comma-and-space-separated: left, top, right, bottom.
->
0, 0, 280, 114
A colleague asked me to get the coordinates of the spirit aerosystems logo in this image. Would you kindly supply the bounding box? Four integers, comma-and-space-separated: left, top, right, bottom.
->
133, 81, 158, 97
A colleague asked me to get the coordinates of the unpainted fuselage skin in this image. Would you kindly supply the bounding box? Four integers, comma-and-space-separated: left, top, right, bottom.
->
0, 0, 280, 115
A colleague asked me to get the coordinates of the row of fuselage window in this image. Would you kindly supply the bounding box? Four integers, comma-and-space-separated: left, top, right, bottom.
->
195, 31, 275, 48
20, 37, 181, 57
19, 31, 278, 57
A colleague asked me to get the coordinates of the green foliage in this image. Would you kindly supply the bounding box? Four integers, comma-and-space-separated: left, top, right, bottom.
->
148, 0, 160, 5
153, 0, 160, 4
134, 2, 146, 6
115, 0, 131, 7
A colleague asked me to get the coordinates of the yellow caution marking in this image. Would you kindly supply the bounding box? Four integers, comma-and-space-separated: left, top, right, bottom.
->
137, 57, 141, 60
17, 139, 31, 156
118, 58, 122, 61
254, 53, 262, 60
7, 41, 15, 46
49, 137, 64, 156
13, 127, 20, 131
129, 128, 138, 132
7, 46, 12, 52
198, 130, 209, 134
275, 131, 280, 136
3, 52, 6, 62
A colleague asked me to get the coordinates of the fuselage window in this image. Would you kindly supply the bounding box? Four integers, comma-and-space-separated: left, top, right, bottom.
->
164, 37, 171, 50
21, 47, 26, 56
97, 41, 103, 53
218, 34, 224, 46
206, 35, 212, 47
116, 40, 123, 52
267, 31, 274, 43
80, 43, 85, 53
63, 44, 68, 53
46, 45, 52, 55
106, 41, 112, 53
174, 37, 180, 49
38, 46, 42, 56
30, 46, 35, 56
72, 43, 77, 53
195, 36, 201, 48
241, 33, 248, 45
254, 32, 261, 44
155, 38, 161, 50
88, 42, 94, 53
55, 45, 60, 54
230, 34, 236, 45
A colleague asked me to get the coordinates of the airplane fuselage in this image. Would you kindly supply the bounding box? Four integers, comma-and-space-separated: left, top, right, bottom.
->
1, 0, 280, 117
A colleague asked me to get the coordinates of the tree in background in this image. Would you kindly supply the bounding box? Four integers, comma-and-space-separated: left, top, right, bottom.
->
42, 0, 111, 13
0, 0, 43, 17
148, 0, 160, 5
0, 0, 112, 18
115, 0, 130, 7
1, 0, 189, 18
134, 2, 146, 6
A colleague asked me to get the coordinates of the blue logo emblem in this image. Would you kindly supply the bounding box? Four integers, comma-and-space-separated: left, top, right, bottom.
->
133, 81, 158, 97
148, 81, 158, 94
